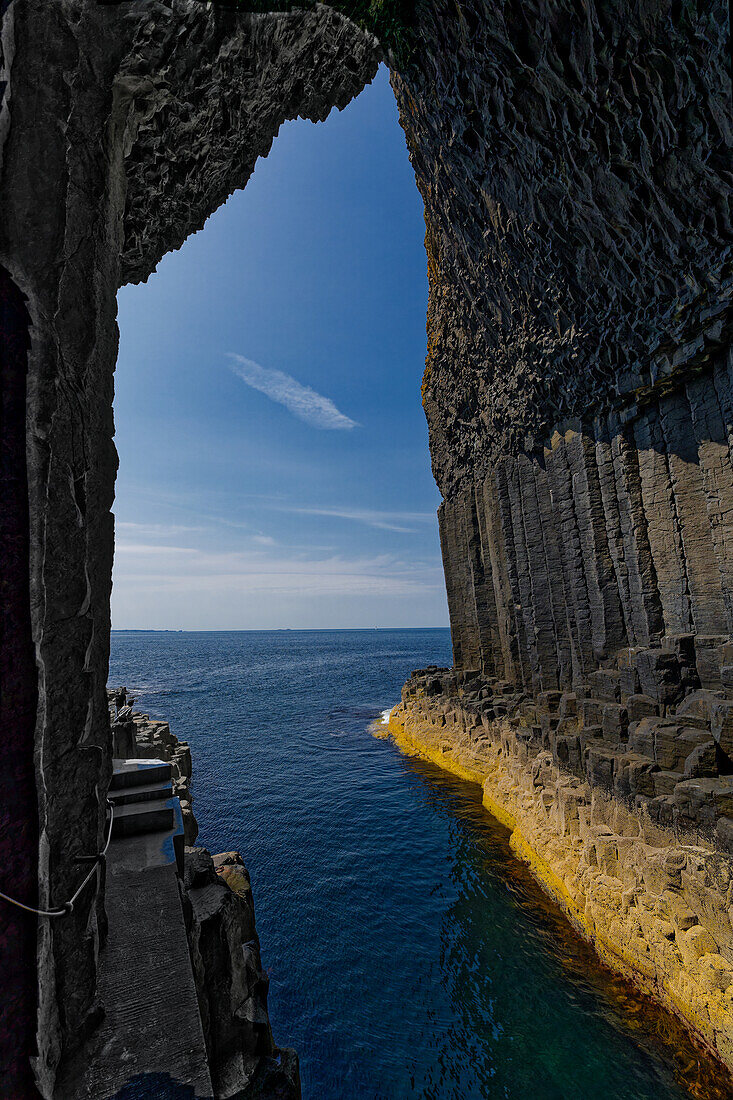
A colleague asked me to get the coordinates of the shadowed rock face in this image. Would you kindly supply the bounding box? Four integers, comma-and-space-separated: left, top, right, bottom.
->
393, 0, 733, 733
182, 848, 301, 1098
0, 264, 38, 1097
0, 0, 730, 1092
397, 0, 731, 494
119, 3, 381, 284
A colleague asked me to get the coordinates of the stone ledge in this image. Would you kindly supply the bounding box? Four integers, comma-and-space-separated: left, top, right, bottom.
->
105, 690, 301, 1098
109, 688, 199, 845
386, 672, 733, 1078
401, 642, 733, 852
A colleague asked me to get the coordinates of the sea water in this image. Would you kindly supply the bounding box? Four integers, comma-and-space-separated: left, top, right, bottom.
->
109, 628, 717, 1099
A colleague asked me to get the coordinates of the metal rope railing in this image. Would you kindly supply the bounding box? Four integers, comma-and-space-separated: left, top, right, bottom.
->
0, 800, 114, 918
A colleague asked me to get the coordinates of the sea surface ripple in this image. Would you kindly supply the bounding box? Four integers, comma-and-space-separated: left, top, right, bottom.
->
110, 628, 709, 1099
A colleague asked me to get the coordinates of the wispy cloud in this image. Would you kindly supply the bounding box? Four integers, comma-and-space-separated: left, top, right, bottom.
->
112, 525, 449, 628
114, 541, 444, 597
116, 520, 203, 537
228, 354, 357, 430
275, 505, 436, 533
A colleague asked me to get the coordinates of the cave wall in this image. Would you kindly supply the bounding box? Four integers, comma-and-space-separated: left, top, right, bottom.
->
1, 0, 731, 1092
0, 1, 377, 1093
436, 347, 733, 687
391, 0, 732, 680
0, 263, 38, 1096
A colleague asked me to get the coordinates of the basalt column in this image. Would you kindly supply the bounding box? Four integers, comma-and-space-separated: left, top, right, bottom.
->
392, 0, 732, 693
387, 0, 733, 1067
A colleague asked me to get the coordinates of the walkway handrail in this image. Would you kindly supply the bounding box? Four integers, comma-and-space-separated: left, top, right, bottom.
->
0, 799, 115, 918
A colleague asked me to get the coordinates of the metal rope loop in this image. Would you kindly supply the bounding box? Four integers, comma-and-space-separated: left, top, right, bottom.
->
0, 800, 114, 918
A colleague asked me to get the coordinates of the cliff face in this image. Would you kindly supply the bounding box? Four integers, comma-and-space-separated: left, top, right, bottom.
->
396, 0, 731, 493
392, 0, 733, 688
389, 0, 732, 1041
0, 0, 731, 1092
183, 848, 301, 1099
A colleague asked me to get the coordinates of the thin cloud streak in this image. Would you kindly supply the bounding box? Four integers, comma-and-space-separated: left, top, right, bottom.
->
276, 505, 437, 533
116, 521, 205, 537
229, 354, 357, 430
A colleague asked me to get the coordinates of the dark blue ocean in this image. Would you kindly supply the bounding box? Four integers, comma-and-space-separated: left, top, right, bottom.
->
109, 629, 714, 1100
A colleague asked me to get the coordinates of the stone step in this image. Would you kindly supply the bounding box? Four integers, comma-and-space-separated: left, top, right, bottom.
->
110, 796, 185, 877
108, 779, 174, 806
112, 797, 176, 838
110, 758, 172, 790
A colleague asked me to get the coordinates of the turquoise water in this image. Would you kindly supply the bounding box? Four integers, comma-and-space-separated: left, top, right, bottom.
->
109, 629, 710, 1099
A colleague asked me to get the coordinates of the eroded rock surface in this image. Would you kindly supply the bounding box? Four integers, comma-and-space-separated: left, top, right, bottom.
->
183, 848, 301, 1099
109, 688, 199, 844
0, 3, 377, 1090
395, 0, 732, 494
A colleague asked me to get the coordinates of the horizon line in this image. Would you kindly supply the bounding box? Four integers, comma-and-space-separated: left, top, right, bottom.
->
110, 625, 450, 633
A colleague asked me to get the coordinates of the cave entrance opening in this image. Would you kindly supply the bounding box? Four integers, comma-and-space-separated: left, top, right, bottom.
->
111, 64, 446, 635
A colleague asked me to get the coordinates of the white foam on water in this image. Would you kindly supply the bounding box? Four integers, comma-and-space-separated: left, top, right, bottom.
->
380, 708, 391, 725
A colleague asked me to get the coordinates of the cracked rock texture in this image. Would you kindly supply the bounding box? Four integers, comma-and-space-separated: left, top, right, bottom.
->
396, 0, 732, 494
0, 0, 377, 1093
182, 848, 301, 1099
109, 688, 199, 844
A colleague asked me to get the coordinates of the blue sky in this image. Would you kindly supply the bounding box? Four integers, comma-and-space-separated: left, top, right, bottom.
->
112, 65, 448, 629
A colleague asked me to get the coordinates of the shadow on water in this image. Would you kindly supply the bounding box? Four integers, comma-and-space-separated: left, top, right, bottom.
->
395, 750, 730, 1100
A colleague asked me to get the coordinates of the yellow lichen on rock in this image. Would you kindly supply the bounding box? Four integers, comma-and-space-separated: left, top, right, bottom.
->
381, 696, 733, 1075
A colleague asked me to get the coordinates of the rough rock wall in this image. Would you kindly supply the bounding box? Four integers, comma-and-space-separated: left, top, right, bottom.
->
118, 3, 380, 285
0, 263, 38, 1094
388, 0, 733, 1069
391, 0, 732, 690
0, 2, 377, 1092
433, 345, 733, 687
389, 0, 733, 865
0, 5, 126, 1088
394, 0, 732, 493
183, 848, 301, 1099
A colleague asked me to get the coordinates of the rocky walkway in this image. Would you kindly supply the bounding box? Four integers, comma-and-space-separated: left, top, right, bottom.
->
59, 758, 213, 1098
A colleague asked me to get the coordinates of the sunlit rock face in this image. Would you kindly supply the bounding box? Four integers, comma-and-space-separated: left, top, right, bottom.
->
388, 678, 733, 1078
